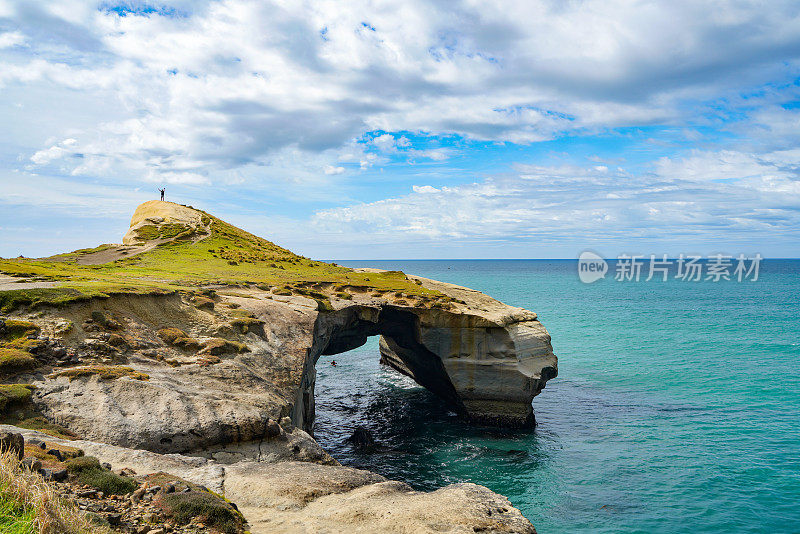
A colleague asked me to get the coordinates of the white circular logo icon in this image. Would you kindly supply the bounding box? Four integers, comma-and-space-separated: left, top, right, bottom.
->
578, 251, 608, 283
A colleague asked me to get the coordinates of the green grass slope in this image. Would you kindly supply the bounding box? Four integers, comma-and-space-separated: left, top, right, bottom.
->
0, 204, 444, 312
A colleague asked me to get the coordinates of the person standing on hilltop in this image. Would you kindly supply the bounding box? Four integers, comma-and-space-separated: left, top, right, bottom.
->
159, 188, 165, 201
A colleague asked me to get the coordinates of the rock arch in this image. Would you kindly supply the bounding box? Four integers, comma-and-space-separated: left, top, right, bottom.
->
292, 299, 557, 433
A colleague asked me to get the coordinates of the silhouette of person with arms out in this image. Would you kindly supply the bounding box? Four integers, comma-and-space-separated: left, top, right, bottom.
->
159, 188, 165, 201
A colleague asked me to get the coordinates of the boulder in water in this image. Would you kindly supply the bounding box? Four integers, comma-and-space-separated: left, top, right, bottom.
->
346, 427, 376, 451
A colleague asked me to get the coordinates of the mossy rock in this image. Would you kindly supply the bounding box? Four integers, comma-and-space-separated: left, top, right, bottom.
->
0, 383, 34, 413
43, 441, 83, 460
196, 355, 221, 367
3, 337, 45, 352
2, 319, 40, 339
157, 327, 189, 344
173, 337, 202, 351
7, 414, 77, 440
155, 491, 244, 534
24, 443, 63, 466
229, 317, 263, 334
199, 338, 249, 356
192, 295, 215, 311
315, 298, 334, 312
0, 348, 38, 374
53, 366, 149, 381
0, 384, 78, 440
106, 333, 130, 348
91, 311, 122, 330
142, 472, 202, 492
66, 456, 139, 495
158, 328, 201, 351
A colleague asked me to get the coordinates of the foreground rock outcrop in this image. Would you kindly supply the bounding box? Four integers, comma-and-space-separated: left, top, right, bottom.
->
4, 425, 536, 533
0, 201, 556, 532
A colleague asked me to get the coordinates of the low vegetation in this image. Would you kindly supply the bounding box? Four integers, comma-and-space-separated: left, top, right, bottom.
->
52, 366, 149, 382
65, 457, 139, 495
157, 492, 244, 534
0, 450, 109, 533
0, 203, 443, 313
157, 328, 202, 351
4, 320, 40, 339
0, 384, 34, 413
198, 338, 249, 355
146, 473, 245, 534
0, 348, 38, 374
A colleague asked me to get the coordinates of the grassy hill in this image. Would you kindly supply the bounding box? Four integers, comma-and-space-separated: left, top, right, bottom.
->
0, 202, 445, 312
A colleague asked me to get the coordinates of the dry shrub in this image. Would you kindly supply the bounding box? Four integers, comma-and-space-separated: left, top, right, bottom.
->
0, 450, 111, 534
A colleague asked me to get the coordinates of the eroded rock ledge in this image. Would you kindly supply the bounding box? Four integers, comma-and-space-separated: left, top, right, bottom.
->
298, 275, 557, 430
2, 425, 536, 534
8, 277, 555, 455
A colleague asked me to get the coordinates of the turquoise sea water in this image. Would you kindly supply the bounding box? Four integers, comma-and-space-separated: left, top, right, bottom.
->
313, 260, 800, 534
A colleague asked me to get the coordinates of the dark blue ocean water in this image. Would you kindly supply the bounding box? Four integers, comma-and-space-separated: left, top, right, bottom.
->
313, 260, 800, 534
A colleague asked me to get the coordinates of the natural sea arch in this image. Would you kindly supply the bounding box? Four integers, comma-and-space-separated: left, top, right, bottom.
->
290, 304, 557, 433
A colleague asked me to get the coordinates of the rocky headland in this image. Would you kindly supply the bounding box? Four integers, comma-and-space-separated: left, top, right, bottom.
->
0, 201, 557, 533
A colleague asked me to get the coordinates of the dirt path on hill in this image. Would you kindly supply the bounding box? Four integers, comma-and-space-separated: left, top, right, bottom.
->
0, 275, 58, 290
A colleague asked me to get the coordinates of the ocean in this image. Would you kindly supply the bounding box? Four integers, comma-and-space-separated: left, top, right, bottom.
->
312, 259, 800, 534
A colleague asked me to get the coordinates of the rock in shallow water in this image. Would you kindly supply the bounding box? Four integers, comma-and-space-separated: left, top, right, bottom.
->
346, 426, 377, 451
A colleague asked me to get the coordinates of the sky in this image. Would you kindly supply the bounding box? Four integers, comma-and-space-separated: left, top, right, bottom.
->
1, 0, 799, 260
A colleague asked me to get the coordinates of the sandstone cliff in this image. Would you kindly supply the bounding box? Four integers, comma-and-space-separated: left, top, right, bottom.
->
0, 201, 556, 533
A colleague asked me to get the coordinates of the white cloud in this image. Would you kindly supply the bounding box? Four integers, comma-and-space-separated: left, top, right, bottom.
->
412, 185, 439, 193
2, 1, 800, 258
0, 30, 23, 48
371, 134, 401, 153
313, 154, 800, 245
324, 165, 345, 175
1, 0, 799, 183
29, 138, 77, 165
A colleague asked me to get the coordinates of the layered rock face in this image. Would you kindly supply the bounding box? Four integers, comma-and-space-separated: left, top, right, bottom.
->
297, 276, 557, 430
22, 284, 555, 453
122, 200, 209, 246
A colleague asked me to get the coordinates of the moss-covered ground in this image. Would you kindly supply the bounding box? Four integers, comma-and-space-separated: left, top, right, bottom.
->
147, 472, 245, 534
52, 366, 149, 382
0, 205, 445, 312
65, 457, 139, 495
